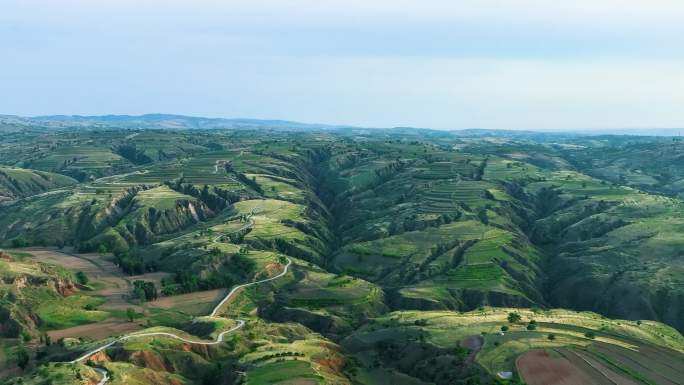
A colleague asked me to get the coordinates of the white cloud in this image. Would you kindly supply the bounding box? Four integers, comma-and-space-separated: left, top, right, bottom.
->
2, 1, 684, 129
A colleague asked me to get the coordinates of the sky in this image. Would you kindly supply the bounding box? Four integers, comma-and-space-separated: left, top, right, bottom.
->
2, 0, 684, 130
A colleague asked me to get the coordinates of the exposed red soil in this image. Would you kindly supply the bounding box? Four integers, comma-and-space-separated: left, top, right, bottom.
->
264, 262, 282, 276
87, 350, 111, 363
130, 350, 171, 372
316, 355, 345, 374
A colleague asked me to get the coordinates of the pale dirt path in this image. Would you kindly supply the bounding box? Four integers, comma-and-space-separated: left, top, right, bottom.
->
69, 258, 292, 384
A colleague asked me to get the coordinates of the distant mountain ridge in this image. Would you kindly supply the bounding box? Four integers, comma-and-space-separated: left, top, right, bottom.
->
0, 113, 351, 131
1, 113, 682, 137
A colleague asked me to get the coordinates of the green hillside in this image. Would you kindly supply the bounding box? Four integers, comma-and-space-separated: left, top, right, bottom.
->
1, 127, 684, 385
0, 166, 76, 202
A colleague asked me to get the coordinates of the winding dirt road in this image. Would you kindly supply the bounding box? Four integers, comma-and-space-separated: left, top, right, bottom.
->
69, 257, 292, 383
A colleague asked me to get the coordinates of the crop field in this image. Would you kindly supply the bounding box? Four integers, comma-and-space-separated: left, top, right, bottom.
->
20, 248, 134, 310
482, 158, 536, 181
134, 186, 196, 209
233, 199, 315, 247
273, 260, 386, 331
241, 328, 351, 385
147, 288, 228, 315
346, 307, 684, 385
26, 146, 128, 174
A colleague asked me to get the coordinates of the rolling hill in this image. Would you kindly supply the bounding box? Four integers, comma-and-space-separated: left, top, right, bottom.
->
1, 123, 683, 385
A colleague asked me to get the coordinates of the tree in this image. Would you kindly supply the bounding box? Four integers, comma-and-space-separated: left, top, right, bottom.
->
527, 323, 537, 331
547, 334, 556, 340
11, 238, 29, 248
15, 344, 29, 370
40, 332, 51, 346
500, 325, 509, 332
75, 271, 89, 285
126, 308, 136, 322
507, 312, 521, 323
132, 280, 157, 302
584, 331, 596, 339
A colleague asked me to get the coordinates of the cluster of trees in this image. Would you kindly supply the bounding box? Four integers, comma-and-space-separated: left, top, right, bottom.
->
132, 280, 158, 302
370, 159, 411, 189
506, 312, 538, 329
0, 306, 22, 338
162, 270, 235, 296
75, 271, 89, 285
11, 238, 30, 248
253, 351, 305, 362
166, 180, 237, 212
388, 212, 461, 236
161, 251, 256, 295
116, 144, 153, 165
236, 172, 263, 194
372, 338, 483, 385
113, 250, 157, 275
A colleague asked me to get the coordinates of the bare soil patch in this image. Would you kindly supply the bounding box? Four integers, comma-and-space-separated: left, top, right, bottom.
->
461, 335, 483, 365
23, 248, 133, 310
22, 248, 170, 311
48, 319, 143, 341
517, 349, 600, 385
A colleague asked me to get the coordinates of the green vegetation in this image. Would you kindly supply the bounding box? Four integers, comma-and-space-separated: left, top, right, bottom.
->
1, 125, 684, 385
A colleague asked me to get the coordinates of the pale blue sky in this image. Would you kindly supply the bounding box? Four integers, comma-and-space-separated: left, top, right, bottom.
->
2, 0, 684, 130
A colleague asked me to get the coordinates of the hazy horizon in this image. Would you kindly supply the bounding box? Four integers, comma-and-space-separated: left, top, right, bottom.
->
3, 1, 684, 130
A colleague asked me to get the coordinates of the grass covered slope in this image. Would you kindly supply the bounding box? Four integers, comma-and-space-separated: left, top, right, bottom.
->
0, 166, 76, 202
0, 249, 117, 349
325, 142, 546, 311
3, 127, 684, 385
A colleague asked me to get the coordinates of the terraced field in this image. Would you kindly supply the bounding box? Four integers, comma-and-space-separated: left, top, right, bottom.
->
346, 308, 684, 385
2, 127, 684, 385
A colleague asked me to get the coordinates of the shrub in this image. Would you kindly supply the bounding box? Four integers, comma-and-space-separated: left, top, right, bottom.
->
507, 312, 521, 323
126, 308, 137, 322
132, 280, 157, 302
75, 271, 89, 285
11, 238, 30, 248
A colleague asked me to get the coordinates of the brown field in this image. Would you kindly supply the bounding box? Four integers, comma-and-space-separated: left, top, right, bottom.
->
22, 247, 134, 310
517, 349, 607, 385
589, 342, 684, 385
148, 288, 228, 315
21, 248, 175, 312
48, 319, 143, 341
